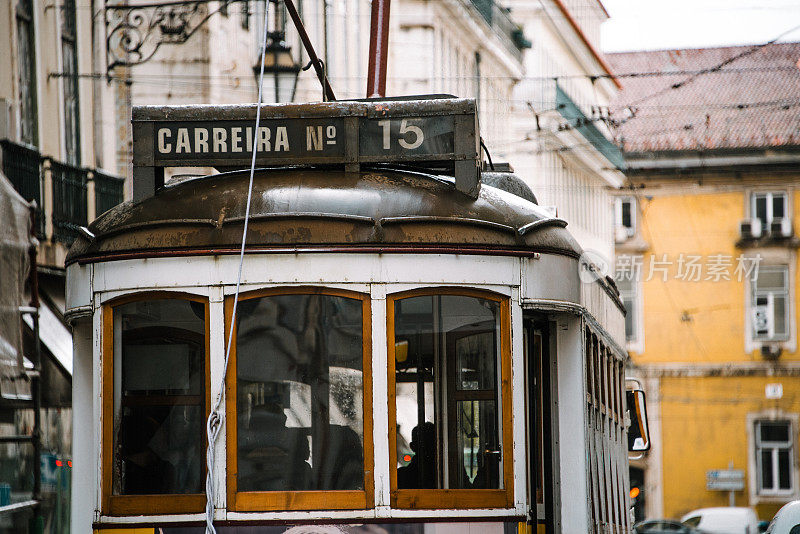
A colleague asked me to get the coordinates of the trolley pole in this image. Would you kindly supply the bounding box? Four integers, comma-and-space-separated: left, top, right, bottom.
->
283, 0, 336, 101
366, 0, 391, 97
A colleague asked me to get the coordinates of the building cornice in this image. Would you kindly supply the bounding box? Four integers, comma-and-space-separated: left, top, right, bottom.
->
623, 147, 800, 173
632, 362, 800, 378
550, 0, 621, 88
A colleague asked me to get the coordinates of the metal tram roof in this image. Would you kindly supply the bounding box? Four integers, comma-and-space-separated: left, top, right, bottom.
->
67, 97, 582, 266
66, 167, 578, 265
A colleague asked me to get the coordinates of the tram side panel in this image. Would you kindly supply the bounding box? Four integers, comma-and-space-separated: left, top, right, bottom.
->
70, 316, 95, 534
522, 254, 631, 534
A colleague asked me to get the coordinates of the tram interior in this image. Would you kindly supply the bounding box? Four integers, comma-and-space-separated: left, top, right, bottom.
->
114, 299, 206, 495
236, 294, 365, 492
393, 295, 502, 490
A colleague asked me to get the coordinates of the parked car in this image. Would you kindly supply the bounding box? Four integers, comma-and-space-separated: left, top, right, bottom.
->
766, 500, 800, 533
635, 519, 705, 533
681, 507, 760, 534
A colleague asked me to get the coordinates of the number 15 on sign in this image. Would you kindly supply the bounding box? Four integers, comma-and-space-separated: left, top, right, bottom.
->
378, 119, 425, 150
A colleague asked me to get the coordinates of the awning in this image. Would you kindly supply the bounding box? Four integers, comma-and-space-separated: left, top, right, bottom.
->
23, 302, 72, 376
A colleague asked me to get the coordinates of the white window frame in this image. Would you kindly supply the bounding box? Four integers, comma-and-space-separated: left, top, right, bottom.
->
751, 191, 789, 232
615, 197, 636, 238
747, 412, 799, 504
752, 265, 790, 342
615, 274, 644, 354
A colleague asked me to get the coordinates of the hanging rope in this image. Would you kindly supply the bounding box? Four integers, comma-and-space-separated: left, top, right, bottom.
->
204, 3, 271, 532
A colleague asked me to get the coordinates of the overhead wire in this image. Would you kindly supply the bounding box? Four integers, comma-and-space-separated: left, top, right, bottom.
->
626, 22, 800, 107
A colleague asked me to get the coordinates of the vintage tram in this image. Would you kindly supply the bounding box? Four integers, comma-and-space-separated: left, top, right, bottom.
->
65, 97, 644, 534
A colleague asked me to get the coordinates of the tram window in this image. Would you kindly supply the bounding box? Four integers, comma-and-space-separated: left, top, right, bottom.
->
228, 290, 372, 511
389, 290, 512, 509
104, 296, 208, 513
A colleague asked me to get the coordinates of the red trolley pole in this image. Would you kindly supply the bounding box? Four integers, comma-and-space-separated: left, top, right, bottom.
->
366, 0, 391, 97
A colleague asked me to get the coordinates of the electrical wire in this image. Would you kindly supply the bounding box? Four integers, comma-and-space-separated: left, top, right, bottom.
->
51, 65, 800, 83
626, 23, 800, 107
203, 4, 269, 533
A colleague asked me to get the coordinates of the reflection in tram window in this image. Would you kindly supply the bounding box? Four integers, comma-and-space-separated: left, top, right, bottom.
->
236, 294, 365, 492
393, 294, 502, 490
112, 298, 206, 496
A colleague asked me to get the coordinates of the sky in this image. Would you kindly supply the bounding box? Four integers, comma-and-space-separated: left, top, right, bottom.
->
600, 0, 800, 53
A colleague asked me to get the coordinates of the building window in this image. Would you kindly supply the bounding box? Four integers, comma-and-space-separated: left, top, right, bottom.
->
61, 0, 80, 165
388, 289, 513, 509
752, 266, 790, 341
226, 288, 373, 511
752, 192, 788, 234
240, 0, 250, 30
616, 276, 637, 343
615, 197, 635, 239
755, 420, 794, 495
102, 295, 209, 515
16, 0, 38, 147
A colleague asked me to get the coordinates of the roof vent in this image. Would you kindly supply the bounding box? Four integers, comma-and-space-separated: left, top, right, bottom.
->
481, 167, 538, 205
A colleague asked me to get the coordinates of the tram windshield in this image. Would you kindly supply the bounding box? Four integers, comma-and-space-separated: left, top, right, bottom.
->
393, 294, 502, 490
235, 293, 365, 492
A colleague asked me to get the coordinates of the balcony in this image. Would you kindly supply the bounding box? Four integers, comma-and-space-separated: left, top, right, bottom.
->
555, 83, 626, 170
468, 0, 530, 60
0, 139, 124, 249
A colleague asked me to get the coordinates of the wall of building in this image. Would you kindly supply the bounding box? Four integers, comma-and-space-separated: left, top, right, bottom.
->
502, 0, 621, 262
617, 171, 800, 521
659, 375, 800, 520
627, 182, 799, 363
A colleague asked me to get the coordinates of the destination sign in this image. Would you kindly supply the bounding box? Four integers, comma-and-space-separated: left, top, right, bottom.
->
151, 116, 456, 160
132, 98, 480, 198
154, 119, 345, 159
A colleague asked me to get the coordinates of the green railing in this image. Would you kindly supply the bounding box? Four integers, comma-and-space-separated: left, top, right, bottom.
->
49, 160, 88, 245
468, 0, 529, 59
555, 83, 626, 170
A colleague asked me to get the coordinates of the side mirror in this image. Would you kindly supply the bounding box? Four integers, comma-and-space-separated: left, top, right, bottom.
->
626, 389, 650, 452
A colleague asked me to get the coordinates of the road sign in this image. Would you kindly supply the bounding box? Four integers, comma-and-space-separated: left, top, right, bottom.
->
766, 383, 783, 399
706, 469, 745, 491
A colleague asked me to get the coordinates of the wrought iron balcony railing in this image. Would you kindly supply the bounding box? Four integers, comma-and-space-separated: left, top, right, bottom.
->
94, 171, 126, 217
0, 140, 44, 238
49, 160, 88, 245
0, 140, 125, 247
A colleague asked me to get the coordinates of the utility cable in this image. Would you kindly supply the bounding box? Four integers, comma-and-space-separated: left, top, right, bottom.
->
628, 23, 800, 107
204, 3, 269, 533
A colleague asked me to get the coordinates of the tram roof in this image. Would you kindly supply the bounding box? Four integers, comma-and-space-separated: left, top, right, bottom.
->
66, 167, 581, 265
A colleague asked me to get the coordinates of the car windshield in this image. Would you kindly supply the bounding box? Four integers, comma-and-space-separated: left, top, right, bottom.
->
683, 517, 701, 528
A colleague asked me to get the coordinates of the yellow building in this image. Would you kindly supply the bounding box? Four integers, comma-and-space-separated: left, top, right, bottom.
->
608, 43, 800, 522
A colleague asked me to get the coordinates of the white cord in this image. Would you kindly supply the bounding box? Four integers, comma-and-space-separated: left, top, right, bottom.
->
204, 4, 271, 532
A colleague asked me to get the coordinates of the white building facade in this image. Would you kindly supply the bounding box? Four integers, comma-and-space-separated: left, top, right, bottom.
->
503, 0, 624, 261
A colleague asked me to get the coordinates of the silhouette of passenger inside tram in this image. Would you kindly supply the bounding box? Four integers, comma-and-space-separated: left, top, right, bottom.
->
397, 421, 500, 490
397, 422, 438, 489
237, 395, 313, 491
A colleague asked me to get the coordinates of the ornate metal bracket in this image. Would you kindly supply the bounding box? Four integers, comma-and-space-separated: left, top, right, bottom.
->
105, 0, 245, 73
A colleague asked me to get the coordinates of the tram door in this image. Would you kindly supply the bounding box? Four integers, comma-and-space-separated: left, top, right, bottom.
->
524, 319, 555, 534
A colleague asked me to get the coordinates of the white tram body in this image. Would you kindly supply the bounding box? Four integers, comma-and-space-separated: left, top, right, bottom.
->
65, 99, 631, 534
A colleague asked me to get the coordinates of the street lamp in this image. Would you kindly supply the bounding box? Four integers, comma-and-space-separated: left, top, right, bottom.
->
253, 0, 300, 103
